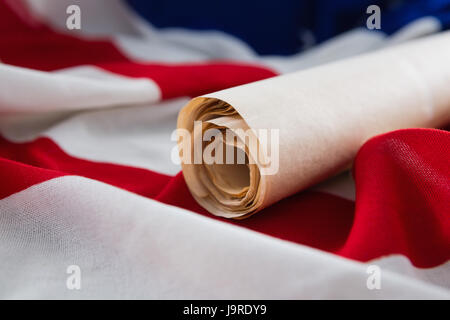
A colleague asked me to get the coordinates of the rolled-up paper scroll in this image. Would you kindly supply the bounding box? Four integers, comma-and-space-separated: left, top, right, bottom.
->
177, 32, 450, 219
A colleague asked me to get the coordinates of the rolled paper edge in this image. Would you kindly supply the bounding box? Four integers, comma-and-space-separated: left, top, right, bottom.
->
177, 96, 268, 218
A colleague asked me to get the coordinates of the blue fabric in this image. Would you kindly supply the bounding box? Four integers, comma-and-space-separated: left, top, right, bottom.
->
125, 0, 450, 55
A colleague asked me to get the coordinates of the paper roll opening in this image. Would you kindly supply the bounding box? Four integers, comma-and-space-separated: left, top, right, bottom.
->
177, 97, 266, 219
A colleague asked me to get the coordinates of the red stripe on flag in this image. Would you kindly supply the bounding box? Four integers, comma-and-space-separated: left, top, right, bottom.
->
99, 62, 277, 99
0, 2, 277, 100
1, 129, 449, 267
0, 157, 62, 200
0, 135, 354, 256
0, 136, 171, 199
340, 128, 450, 267
0, 1, 128, 71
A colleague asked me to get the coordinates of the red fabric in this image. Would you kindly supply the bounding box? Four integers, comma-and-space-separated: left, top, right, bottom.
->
1, 129, 449, 267
0, 1, 276, 100
0, 1, 127, 71
99, 62, 277, 99
0, 135, 354, 256
340, 128, 450, 267
0, 137, 171, 200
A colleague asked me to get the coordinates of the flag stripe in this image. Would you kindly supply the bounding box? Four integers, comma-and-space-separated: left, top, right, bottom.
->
98, 62, 277, 100
1, 128, 449, 267
0, 1, 277, 101
0, 134, 355, 257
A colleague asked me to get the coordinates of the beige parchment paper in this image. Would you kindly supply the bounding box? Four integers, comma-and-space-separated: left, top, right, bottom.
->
177, 32, 450, 219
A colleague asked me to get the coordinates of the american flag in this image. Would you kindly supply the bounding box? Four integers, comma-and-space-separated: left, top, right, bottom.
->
0, 0, 449, 299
